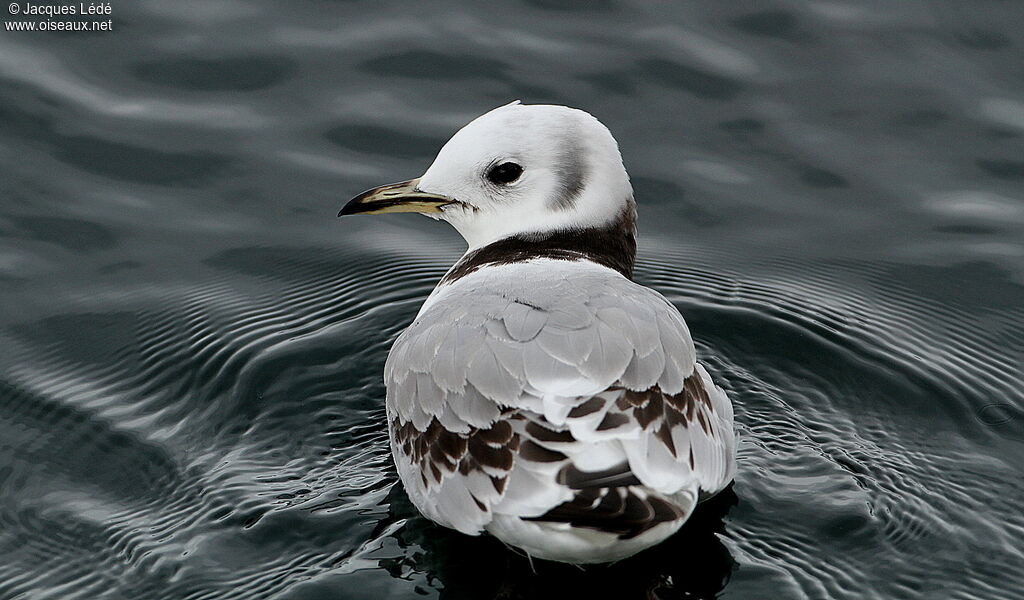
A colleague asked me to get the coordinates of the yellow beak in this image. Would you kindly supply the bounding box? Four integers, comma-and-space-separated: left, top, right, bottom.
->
338, 178, 455, 216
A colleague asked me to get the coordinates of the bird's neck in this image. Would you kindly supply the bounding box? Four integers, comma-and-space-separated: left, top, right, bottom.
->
440, 203, 637, 285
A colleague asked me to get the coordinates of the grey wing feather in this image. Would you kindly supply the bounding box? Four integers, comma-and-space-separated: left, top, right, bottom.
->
385, 261, 734, 535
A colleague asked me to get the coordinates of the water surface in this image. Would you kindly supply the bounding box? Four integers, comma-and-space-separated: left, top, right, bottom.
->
1, 1, 1023, 599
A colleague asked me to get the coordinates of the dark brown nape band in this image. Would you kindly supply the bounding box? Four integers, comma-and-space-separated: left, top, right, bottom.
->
440, 199, 637, 285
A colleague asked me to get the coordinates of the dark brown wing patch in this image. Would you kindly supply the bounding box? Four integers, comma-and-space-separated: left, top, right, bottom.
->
392, 415, 521, 501
568, 397, 604, 418
526, 372, 714, 538
524, 421, 575, 443
557, 462, 642, 489
393, 372, 714, 536
519, 440, 568, 463
525, 487, 686, 539
613, 372, 715, 458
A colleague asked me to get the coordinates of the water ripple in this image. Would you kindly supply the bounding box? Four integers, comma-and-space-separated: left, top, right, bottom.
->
2, 1, 1024, 598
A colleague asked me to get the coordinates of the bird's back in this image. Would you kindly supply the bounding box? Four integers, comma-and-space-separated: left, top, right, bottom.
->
384, 258, 735, 563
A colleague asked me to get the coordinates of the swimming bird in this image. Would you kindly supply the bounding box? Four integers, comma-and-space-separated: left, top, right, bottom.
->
339, 102, 735, 564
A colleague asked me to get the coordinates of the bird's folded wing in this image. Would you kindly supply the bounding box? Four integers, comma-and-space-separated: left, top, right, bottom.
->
385, 263, 734, 535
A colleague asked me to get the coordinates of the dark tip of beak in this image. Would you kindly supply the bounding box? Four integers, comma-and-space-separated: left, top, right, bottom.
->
337, 199, 359, 217
338, 179, 454, 217
338, 187, 376, 216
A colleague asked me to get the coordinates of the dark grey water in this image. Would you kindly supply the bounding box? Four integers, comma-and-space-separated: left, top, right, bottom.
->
2, 1, 1023, 598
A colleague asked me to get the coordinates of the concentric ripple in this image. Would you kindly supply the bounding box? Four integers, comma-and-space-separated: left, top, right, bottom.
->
2, 234, 1021, 599
637, 241, 1024, 599
3, 0, 1024, 598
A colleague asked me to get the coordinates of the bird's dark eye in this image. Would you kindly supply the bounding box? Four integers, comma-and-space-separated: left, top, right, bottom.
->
486, 162, 523, 185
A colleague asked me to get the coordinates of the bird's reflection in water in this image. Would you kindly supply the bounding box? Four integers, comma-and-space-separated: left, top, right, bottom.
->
377, 485, 737, 600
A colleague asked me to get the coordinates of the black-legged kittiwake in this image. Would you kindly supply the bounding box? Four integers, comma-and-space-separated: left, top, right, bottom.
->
338, 101, 736, 564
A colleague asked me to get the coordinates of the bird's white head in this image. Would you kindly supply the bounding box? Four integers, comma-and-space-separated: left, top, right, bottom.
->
340, 102, 635, 251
